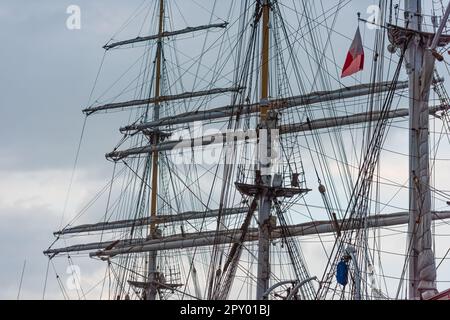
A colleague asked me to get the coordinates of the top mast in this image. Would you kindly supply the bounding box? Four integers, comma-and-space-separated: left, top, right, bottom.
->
151, 0, 164, 224
260, 0, 270, 105
256, 0, 273, 300
146, 0, 164, 301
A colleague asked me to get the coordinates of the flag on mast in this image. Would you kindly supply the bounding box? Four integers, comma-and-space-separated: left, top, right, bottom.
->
341, 27, 364, 78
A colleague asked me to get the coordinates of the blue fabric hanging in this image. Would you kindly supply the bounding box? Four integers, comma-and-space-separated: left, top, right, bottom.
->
336, 260, 348, 286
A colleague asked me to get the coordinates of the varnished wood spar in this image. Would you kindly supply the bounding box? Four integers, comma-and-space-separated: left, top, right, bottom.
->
150, 0, 164, 238
256, 0, 272, 300
260, 0, 270, 113
103, 23, 228, 50
146, 0, 165, 301
82, 87, 244, 115
54, 208, 248, 236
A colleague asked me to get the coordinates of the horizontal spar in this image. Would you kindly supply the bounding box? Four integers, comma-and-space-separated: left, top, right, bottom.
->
83, 87, 244, 115
90, 211, 450, 257
54, 207, 247, 236
106, 105, 444, 160
121, 80, 409, 132
278, 105, 443, 134
43, 211, 450, 257
103, 22, 228, 50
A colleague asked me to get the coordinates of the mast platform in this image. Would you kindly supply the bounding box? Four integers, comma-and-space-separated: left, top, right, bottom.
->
235, 182, 310, 198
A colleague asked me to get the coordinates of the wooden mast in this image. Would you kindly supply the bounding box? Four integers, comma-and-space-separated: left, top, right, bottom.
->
260, 0, 270, 109
151, 0, 164, 236
146, 0, 164, 301
256, 0, 273, 300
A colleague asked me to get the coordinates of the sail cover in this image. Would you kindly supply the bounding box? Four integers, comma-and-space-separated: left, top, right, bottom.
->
341, 27, 364, 78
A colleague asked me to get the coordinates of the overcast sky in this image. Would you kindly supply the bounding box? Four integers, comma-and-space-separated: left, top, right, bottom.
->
1, 0, 449, 300
0, 0, 156, 299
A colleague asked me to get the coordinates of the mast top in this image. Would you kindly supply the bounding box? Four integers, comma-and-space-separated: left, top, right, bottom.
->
260, 0, 271, 120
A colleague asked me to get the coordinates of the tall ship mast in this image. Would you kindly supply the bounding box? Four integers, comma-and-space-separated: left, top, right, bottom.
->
45, 0, 450, 300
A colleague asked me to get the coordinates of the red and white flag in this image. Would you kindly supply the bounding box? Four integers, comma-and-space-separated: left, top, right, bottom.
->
341, 27, 364, 78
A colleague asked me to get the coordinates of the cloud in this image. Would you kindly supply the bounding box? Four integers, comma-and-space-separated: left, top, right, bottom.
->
0, 206, 108, 300
0, 169, 94, 214
0, 165, 113, 299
